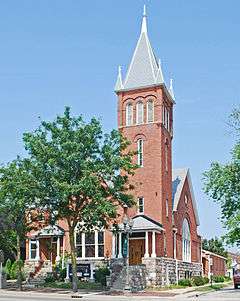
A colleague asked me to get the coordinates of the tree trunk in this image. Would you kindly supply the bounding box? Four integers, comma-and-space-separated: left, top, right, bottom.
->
69, 227, 78, 292
16, 235, 22, 291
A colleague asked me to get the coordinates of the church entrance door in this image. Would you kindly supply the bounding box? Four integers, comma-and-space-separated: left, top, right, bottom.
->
129, 239, 144, 265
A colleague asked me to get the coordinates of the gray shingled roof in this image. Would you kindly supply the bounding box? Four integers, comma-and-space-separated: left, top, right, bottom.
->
172, 168, 200, 226
115, 10, 165, 92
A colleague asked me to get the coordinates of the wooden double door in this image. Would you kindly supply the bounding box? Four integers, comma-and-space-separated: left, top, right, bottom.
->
129, 239, 145, 265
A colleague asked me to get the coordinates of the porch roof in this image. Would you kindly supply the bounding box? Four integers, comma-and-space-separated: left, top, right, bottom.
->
119, 215, 164, 232
36, 225, 64, 237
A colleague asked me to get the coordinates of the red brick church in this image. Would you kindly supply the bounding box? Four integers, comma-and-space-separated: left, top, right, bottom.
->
25, 7, 202, 287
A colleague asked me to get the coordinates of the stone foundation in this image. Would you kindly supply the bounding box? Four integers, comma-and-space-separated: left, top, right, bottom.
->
142, 257, 202, 287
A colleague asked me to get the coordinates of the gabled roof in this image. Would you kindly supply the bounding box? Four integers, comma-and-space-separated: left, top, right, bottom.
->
172, 168, 200, 226
37, 225, 64, 237
119, 214, 164, 232
115, 6, 172, 95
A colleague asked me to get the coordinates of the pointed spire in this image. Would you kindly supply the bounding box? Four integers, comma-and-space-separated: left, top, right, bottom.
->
155, 59, 164, 84
141, 5, 147, 34
169, 78, 175, 100
114, 65, 124, 91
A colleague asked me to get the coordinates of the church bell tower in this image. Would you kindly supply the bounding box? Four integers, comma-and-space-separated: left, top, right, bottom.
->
115, 6, 175, 257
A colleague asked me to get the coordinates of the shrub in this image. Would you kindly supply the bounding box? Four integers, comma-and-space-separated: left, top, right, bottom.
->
203, 276, 209, 284
212, 275, 225, 283
5, 259, 12, 279
192, 276, 206, 286
95, 267, 110, 286
10, 261, 18, 279
178, 278, 192, 287
224, 276, 231, 282
44, 274, 55, 283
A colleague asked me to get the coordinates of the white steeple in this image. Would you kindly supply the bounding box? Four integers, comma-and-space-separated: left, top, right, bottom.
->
114, 66, 123, 91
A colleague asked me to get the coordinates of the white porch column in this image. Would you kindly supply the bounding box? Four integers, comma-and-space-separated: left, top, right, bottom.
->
173, 231, 177, 259
144, 231, 149, 258
90, 263, 95, 281
65, 262, 70, 282
118, 233, 122, 258
36, 239, 40, 260
82, 233, 86, 258
151, 231, 156, 258
95, 230, 98, 258
111, 233, 116, 258
62, 235, 65, 269
56, 236, 61, 262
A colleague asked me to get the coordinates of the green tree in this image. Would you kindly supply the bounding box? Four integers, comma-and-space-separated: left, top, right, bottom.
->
204, 107, 240, 246
202, 237, 228, 257
23, 107, 136, 292
0, 159, 37, 289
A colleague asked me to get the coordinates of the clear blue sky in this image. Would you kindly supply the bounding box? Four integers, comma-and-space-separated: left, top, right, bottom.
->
0, 1, 239, 246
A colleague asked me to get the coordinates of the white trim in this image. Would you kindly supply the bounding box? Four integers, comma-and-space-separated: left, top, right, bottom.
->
94, 230, 98, 258
151, 231, 156, 258
118, 233, 123, 258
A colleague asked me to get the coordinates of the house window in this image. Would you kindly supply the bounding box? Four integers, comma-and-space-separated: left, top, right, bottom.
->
137, 139, 143, 167
147, 100, 154, 123
136, 101, 144, 124
138, 197, 144, 214
29, 239, 37, 260
182, 218, 191, 262
185, 194, 188, 205
126, 103, 133, 126
165, 144, 168, 172
75, 231, 104, 258
163, 106, 170, 131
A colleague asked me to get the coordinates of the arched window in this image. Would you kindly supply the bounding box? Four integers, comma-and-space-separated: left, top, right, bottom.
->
126, 103, 133, 126
147, 100, 154, 123
137, 139, 143, 167
182, 218, 191, 262
136, 101, 144, 124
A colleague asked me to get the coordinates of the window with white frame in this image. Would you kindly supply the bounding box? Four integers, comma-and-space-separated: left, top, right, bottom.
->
75, 231, 104, 258
163, 106, 170, 131
29, 239, 37, 260
182, 218, 191, 262
136, 101, 144, 124
137, 139, 143, 167
138, 197, 144, 214
126, 103, 133, 126
147, 100, 154, 123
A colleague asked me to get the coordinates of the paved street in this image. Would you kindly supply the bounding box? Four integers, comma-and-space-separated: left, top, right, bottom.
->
0, 287, 239, 301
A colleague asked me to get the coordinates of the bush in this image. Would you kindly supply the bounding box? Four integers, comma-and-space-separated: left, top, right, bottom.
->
10, 261, 18, 279
44, 274, 55, 283
203, 277, 209, 284
212, 275, 225, 283
94, 267, 110, 286
5, 259, 12, 279
192, 276, 206, 286
224, 276, 231, 282
178, 278, 192, 287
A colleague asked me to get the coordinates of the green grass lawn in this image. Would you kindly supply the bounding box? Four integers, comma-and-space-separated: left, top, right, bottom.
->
194, 283, 228, 292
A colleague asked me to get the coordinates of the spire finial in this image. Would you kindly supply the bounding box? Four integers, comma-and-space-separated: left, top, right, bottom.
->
141, 5, 147, 34
114, 65, 123, 91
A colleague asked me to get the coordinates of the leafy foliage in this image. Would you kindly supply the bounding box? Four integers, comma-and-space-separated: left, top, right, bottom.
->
202, 237, 228, 257
95, 267, 110, 286
178, 279, 192, 287
22, 107, 136, 291
204, 107, 240, 246
212, 275, 225, 283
